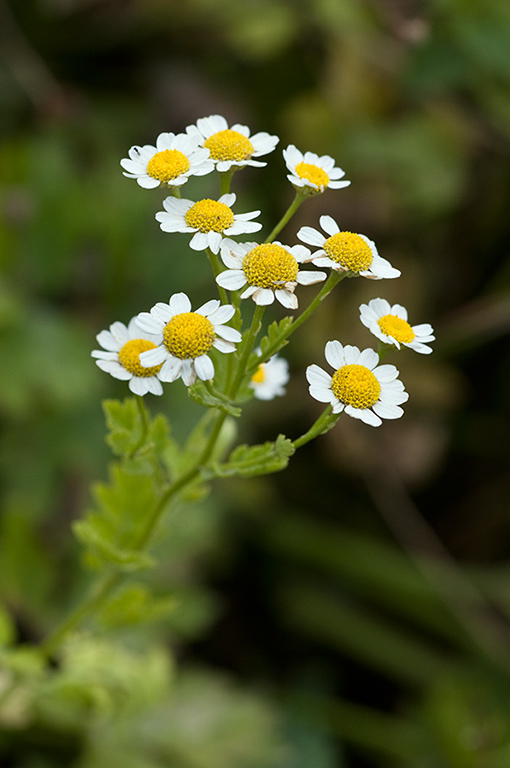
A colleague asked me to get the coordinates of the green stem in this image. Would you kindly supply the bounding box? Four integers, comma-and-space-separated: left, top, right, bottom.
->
249, 270, 344, 374
206, 247, 229, 305
219, 168, 236, 196
377, 341, 396, 362
228, 304, 265, 398
128, 396, 150, 458
264, 192, 305, 243
293, 406, 340, 449
40, 571, 123, 658
39, 403, 231, 657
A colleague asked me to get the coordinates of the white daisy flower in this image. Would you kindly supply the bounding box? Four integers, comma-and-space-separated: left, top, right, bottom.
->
135, 292, 241, 386
297, 215, 400, 280
216, 239, 326, 310
155, 193, 262, 254
250, 353, 289, 400
91, 318, 164, 396
186, 114, 279, 172
360, 298, 435, 354
120, 132, 214, 189
283, 144, 350, 194
306, 341, 409, 427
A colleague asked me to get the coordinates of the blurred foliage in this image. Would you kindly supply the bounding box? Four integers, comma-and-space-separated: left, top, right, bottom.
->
1, 0, 510, 766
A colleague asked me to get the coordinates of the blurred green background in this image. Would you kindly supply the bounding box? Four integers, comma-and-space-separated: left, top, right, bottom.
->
2, 0, 510, 766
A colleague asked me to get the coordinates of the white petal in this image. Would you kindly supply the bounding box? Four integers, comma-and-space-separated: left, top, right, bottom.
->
213, 338, 236, 353
96, 359, 131, 380
306, 364, 332, 388
374, 364, 399, 382
96, 330, 120, 352
253, 288, 275, 306
296, 270, 327, 285
215, 324, 242, 342
196, 299, 220, 317
180, 360, 196, 386
159, 357, 182, 382
169, 292, 191, 314
372, 401, 404, 420
207, 303, 235, 324
216, 270, 247, 290
136, 313, 163, 335
297, 226, 326, 247
275, 289, 298, 310
345, 405, 382, 427
324, 341, 345, 369
194, 354, 214, 381
140, 346, 167, 367
319, 215, 340, 236
357, 348, 379, 370
129, 377, 150, 396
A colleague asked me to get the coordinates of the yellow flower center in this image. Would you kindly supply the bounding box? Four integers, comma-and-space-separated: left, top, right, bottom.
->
146, 149, 190, 183
118, 339, 162, 378
242, 244, 299, 289
163, 312, 215, 359
184, 199, 235, 232
323, 232, 373, 273
251, 364, 266, 384
204, 129, 254, 162
331, 364, 381, 410
377, 314, 415, 343
295, 161, 330, 188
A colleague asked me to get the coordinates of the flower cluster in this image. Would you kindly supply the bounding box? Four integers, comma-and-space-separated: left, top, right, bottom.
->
94, 114, 434, 433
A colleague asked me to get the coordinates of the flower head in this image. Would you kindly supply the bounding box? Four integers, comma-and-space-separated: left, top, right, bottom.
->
92, 318, 164, 396
298, 215, 400, 280
120, 132, 214, 189
155, 193, 261, 254
216, 239, 325, 309
250, 353, 289, 400
187, 115, 279, 172
135, 292, 241, 386
283, 145, 350, 195
360, 298, 435, 354
306, 341, 408, 427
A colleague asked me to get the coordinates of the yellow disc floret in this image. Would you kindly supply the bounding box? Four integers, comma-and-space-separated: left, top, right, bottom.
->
324, 232, 373, 273
146, 149, 190, 183
184, 199, 235, 232
295, 161, 330, 189
331, 364, 381, 409
204, 129, 254, 162
118, 339, 162, 377
243, 244, 299, 289
377, 314, 415, 344
163, 312, 215, 359
251, 364, 266, 384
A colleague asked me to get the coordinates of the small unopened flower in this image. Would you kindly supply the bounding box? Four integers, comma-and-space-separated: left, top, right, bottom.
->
250, 353, 289, 400
92, 318, 164, 396
283, 145, 350, 194
298, 215, 400, 280
187, 114, 279, 172
306, 341, 408, 427
135, 292, 241, 386
216, 239, 325, 309
155, 193, 261, 254
360, 298, 435, 354
120, 132, 214, 189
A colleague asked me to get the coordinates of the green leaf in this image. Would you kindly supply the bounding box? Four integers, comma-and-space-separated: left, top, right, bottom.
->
103, 398, 143, 456
205, 434, 295, 478
103, 398, 172, 459
188, 380, 242, 417
257, 316, 294, 359
98, 584, 177, 628
74, 464, 159, 572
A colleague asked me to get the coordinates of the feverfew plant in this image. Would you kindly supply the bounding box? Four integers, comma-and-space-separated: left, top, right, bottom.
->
39, 114, 434, 656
